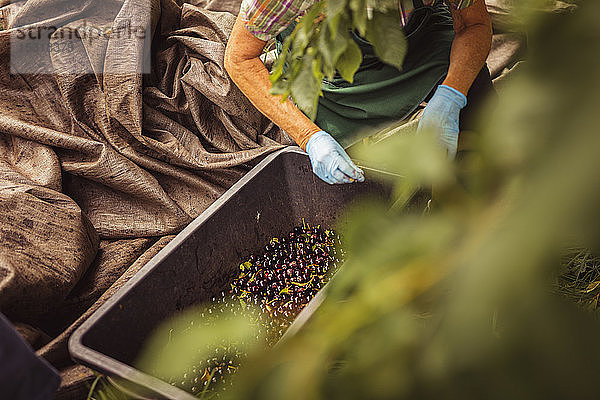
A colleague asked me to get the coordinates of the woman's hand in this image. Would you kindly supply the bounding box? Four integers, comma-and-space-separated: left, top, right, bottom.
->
305, 131, 364, 184
418, 85, 467, 159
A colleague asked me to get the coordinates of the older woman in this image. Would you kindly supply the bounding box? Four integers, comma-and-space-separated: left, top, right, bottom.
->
225, 0, 493, 184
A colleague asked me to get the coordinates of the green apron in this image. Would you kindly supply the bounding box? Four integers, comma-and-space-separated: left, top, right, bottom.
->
276, 0, 455, 147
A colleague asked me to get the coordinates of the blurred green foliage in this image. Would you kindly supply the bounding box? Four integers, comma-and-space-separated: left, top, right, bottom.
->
130, 1, 600, 400
231, 1, 600, 399
270, 0, 406, 119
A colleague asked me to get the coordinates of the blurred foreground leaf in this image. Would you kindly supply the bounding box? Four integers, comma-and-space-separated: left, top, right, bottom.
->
224, 2, 600, 400
137, 305, 260, 380
129, 2, 600, 400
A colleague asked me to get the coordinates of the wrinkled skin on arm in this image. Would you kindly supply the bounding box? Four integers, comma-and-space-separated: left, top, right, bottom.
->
443, 0, 492, 96
224, 17, 321, 150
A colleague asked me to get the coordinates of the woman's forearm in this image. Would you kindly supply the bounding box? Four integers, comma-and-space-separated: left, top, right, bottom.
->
224, 17, 321, 150
442, 1, 492, 96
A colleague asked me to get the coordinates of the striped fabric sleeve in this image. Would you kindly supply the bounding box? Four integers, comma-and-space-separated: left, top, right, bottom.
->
240, 0, 318, 41
239, 0, 476, 42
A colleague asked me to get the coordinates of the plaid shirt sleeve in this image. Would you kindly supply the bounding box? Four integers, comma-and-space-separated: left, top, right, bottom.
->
240, 0, 477, 41
240, 0, 318, 41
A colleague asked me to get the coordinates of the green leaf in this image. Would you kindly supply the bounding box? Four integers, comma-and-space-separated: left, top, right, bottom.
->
312, 54, 325, 95
270, 79, 291, 102
328, 0, 348, 19
335, 38, 362, 83
318, 22, 349, 78
301, 1, 325, 35
240, 261, 252, 271
328, 13, 342, 41
291, 52, 322, 120
368, 0, 398, 13
365, 11, 407, 70
349, 0, 367, 36
269, 36, 292, 84
293, 25, 311, 55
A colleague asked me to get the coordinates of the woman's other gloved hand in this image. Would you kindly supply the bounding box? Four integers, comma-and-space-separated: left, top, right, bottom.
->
417, 84, 467, 159
305, 131, 365, 184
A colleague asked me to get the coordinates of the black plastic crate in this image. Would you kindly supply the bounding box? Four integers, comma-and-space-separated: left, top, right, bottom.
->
69, 147, 396, 399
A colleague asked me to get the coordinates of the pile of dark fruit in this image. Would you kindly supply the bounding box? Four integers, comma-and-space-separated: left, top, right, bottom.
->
166, 223, 344, 397
233, 224, 344, 331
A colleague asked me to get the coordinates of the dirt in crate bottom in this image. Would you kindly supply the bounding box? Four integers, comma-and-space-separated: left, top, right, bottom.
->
164, 223, 344, 396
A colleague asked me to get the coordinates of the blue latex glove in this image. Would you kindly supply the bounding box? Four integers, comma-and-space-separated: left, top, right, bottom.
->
305, 131, 365, 184
417, 84, 467, 159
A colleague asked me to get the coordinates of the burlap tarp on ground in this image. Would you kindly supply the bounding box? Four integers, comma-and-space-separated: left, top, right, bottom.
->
0, 0, 565, 398
0, 0, 292, 397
